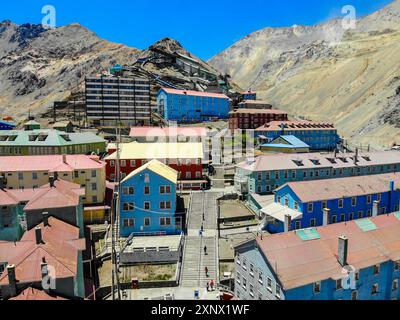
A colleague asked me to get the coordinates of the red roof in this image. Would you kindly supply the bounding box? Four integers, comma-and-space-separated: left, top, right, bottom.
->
256, 213, 400, 290
129, 126, 207, 138
256, 121, 336, 131
160, 88, 229, 99
9, 287, 67, 300
0, 217, 85, 286
0, 155, 105, 172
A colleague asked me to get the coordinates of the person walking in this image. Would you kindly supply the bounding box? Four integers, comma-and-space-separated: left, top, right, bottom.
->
204, 245, 207, 255
206, 282, 210, 292
205, 266, 209, 277
210, 280, 214, 291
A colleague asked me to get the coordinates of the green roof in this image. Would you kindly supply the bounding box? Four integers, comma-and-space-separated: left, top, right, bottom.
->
394, 212, 400, 221
355, 218, 377, 232
0, 129, 106, 147
296, 228, 321, 241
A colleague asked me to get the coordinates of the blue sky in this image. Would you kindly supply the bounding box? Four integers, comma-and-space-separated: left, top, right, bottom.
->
1, 0, 393, 60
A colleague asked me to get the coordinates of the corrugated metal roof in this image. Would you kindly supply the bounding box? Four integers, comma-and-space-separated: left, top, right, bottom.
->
256, 121, 336, 131
255, 213, 400, 290
160, 88, 229, 99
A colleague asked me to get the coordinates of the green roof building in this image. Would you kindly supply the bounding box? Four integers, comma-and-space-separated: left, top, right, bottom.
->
0, 129, 106, 156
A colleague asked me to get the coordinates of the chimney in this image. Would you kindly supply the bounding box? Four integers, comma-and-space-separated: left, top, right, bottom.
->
373, 200, 379, 217
6, 264, 17, 296
62, 154, 67, 164
284, 214, 291, 233
35, 226, 43, 245
42, 212, 49, 227
49, 176, 55, 188
323, 208, 330, 226
338, 236, 348, 267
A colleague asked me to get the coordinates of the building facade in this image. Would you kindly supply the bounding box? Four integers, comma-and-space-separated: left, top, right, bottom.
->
237, 100, 272, 110
119, 160, 182, 237
0, 130, 106, 156
0, 155, 106, 205
157, 88, 230, 123
263, 173, 400, 233
255, 121, 340, 151
229, 109, 288, 131
260, 135, 310, 154
105, 142, 205, 190
234, 213, 400, 300
234, 151, 400, 197
241, 91, 257, 101
85, 76, 151, 126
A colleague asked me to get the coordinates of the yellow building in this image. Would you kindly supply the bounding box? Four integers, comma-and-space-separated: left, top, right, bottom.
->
0, 154, 106, 205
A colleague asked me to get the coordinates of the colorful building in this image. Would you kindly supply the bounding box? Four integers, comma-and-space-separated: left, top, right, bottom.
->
262, 173, 400, 233
234, 151, 400, 197
0, 178, 84, 241
0, 121, 16, 131
0, 154, 106, 205
229, 109, 288, 131
241, 90, 257, 101
260, 135, 310, 153
234, 213, 400, 300
157, 88, 230, 123
105, 142, 205, 190
255, 121, 340, 151
0, 129, 106, 156
0, 217, 86, 299
119, 160, 182, 237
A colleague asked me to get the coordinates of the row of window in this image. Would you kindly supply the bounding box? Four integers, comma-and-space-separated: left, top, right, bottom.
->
122, 201, 172, 212
122, 185, 171, 196
122, 217, 172, 228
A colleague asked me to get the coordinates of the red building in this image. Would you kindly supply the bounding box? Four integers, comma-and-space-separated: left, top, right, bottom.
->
229, 109, 288, 131
105, 142, 205, 190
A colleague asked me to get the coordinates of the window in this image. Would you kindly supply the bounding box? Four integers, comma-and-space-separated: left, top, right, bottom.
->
371, 284, 379, 295
295, 221, 301, 230
267, 277, 272, 292
236, 255, 241, 265
144, 202, 150, 210
91, 183, 97, 191
91, 170, 97, 178
294, 202, 299, 211
32, 172, 38, 180
284, 197, 289, 207
249, 284, 254, 297
259, 272, 263, 285
355, 271, 360, 281
242, 259, 247, 270
358, 211, 363, 219
351, 197, 357, 206
394, 260, 400, 271
307, 203, 313, 213
242, 277, 247, 290
160, 186, 171, 194
367, 195, 372, 204
314, 281, 321, 293
123, 218, 134, 227
160, 217, 171, 226
92, 196, 98, 203
338, 199, 344, 208
322, 201, 327, 209
377, 194, 381, 202
123, 202, 134, 211
160, 201, 171, 210
144, 217, 151, 227
144, 186, 150, 195
123, 187, 134, 195
120, 160, 126, 167
351, 291, 358, 300
18, 172, 23, 180
275, 171, 279, 180
310, 218, 317, 227
393, 279, 399, 291
349, 212, 354, 220
130, 160, 136, 167
236, 273, 241, 285
74, 171, 79, 178
340, 214, 346, 222
275, 284, 281, 299
249, 264, 254, 277
110, 160, 115, 167
336, 279, 342, 290
373, 264, 380, 275
258, 292, 263, 300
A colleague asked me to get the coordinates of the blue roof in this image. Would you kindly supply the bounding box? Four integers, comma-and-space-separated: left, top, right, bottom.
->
0, 121, 16, 127
262, 135, 309, 149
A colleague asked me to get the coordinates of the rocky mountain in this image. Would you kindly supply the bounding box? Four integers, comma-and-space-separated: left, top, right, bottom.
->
209, 0, 400, 149
0, 22, 234, 123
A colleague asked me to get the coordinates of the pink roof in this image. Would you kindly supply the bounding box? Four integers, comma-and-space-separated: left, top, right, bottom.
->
161, 88, 229, 99
0, 180, 84, 210
256, 214, 400, 290
0, 155, 105, 172
9, 287, 67, 300
277, 172, 400, 202
0, 217, 85, 285
256, 121, 336, 131
129, 126, 207, 138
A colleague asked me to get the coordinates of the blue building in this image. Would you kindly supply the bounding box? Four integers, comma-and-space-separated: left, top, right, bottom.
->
0, 121, 16, 131
261, 173, 400, 233
241, 90, 257, 101
157, 88, 230, 123
119, 160, 182, 237
260, 135, 310, 153
234, 213, 400, 300
255, 121, 340, 151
